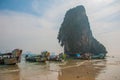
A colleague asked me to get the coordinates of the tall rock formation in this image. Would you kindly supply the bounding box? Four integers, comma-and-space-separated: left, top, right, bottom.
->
57, 5, 107, 55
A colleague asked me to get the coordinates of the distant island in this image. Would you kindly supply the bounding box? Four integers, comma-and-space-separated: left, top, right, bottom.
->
57, 5, 107, 58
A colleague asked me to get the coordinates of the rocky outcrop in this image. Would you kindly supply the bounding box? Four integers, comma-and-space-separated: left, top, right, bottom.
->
57, 5, 107, 55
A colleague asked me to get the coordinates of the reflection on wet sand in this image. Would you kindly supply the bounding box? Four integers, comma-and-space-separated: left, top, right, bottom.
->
0, 60, 106, 80
58, 60, 106, 80
19, 61, 59, 80
0, 56, 120, 80
0, 65, 20, 80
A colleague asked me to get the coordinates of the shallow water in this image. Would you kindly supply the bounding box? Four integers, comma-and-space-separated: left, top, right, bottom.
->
0, 54, 120, 80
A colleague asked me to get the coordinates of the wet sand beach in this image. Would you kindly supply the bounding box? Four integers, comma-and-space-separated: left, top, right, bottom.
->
0, 54, 120, 80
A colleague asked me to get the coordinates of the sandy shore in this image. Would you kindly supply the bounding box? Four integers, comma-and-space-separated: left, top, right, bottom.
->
0, 55, 120, 80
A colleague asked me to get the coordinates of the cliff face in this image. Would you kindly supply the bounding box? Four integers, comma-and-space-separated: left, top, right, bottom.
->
58, 5, 107, 55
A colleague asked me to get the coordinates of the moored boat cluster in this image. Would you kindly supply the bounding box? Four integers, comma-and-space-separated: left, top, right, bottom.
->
0, 49, 106, 65
0, 49, 22, 65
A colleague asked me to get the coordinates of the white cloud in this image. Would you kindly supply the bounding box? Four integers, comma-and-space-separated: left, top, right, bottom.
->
89, 1, 120, 21
0, 10, 62, 53
0, 0, 120, 54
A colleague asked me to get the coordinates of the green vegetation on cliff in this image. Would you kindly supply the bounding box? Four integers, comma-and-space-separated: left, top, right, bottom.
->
58, 5, 107, 55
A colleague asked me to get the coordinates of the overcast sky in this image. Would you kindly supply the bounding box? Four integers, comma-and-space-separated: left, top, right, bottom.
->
0, 0, 120, 54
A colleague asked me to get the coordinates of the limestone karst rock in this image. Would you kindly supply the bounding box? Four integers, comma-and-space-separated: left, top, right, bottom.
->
57, 5, 107, 55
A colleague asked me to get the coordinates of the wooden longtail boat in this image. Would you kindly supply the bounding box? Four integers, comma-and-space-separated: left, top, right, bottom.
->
0, 49, 22, 65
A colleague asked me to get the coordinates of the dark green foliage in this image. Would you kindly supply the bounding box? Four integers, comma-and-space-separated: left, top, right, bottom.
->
57, 5, 107, 55
90, 38, 107, 55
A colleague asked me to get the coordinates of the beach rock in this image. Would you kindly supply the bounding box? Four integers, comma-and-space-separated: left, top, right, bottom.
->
57, 5, 107, 55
